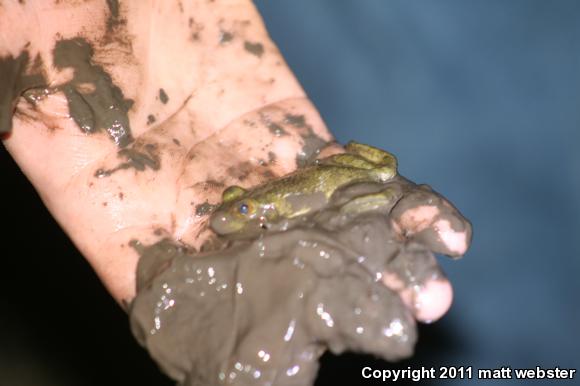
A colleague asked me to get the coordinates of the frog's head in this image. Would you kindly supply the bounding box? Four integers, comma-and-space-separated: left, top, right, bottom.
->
210, 186, 269, 235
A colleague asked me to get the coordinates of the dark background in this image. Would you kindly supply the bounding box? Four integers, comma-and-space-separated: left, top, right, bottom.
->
1, 1, 579, 385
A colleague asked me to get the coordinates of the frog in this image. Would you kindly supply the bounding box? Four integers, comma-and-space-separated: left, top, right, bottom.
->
209, 141, 398, 235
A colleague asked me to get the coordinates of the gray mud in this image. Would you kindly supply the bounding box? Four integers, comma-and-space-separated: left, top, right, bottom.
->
94, 142, 160, 177
244, 41, 264, 57
284, 114, 330, 168
0, 51, 46, 134
53, 38, 134, 147
130, 175, 471, 386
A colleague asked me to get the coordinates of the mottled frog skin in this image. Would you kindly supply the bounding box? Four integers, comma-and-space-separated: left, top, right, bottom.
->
210, 142, 397, 235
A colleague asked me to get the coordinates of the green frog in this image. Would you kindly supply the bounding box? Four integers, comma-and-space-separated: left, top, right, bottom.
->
209, 142, 398, 235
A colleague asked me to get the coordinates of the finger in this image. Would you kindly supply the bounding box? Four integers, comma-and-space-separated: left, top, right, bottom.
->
383, 271, 453, 324
391, 185, 472, 257
380, 245, 453, 323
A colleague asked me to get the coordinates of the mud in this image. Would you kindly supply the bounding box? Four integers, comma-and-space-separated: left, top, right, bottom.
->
195, 201, 218, 217
94, 143, 160, 177
53, 38, 134, 147
281, 113, 331, 167
219, 31, 234, 44
159, 88, 169, 104
226, 161, 254, 182
244, 41, 264, 57
295, 131, 329, 167
105, 0, 121, 32
0, 51, 47, 134
130, 172, 471, 386
284, 114, 307, 128
267, 122, 287, 137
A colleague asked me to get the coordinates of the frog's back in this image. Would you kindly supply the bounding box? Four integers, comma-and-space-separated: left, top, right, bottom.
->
249, 164, 386, 203
243, 142, 398, 217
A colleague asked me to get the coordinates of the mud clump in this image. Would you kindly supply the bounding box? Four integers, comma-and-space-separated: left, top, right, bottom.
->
129, 175, 471, 386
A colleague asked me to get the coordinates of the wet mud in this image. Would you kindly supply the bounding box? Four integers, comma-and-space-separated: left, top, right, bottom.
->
284, 114, 330, 167
0, 51, 46, 134
53, 38, 134, 147
130, 169, 471, 386
94, 142, 160, 177
244, 41, 264, 57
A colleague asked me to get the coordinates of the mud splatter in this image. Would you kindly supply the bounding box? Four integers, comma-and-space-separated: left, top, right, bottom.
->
244, 41, 264, 57
101, 0, 132, 53
53, 38, 134, 147
296, 132, 328, 167
259, 113, 287, 137
159, 88, 169, 104
105, 0, 120, 32
188, 18, 204, 41
0, 51, 46, 134
219, 30, 233, 44
283, 114, 329, 167
226, 161, 253, 182
94, 142, 160, 177
284, 113, 307, 128
267, 122, 287, 137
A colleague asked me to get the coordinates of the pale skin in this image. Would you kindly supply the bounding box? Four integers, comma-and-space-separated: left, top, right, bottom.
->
1, 0, 469, 328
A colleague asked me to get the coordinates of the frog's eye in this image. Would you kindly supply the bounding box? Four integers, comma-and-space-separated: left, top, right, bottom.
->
236, 199, 256, 217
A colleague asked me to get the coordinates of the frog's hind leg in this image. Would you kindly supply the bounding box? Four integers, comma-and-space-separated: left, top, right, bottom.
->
345, 141, 398, 181
345, 142, 397, 167
329, 153, 377, 169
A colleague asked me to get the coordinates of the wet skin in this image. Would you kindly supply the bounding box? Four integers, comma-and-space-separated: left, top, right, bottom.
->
1, 1, 471, 385
210, 141, 398, 235
0, 1, 468, 310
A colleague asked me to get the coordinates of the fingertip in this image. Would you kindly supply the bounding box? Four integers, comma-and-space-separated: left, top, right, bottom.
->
413, 279, 453, 323
434, 219, 470, 256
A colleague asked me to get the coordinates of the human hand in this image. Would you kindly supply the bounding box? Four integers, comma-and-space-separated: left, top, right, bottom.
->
129, 176, 471, 385
1, 0, 470, 384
